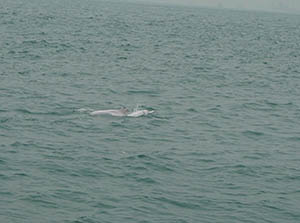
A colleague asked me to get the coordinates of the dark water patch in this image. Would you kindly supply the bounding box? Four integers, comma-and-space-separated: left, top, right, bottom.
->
187, 108, 197, 113
0, 191, 14, 197
12, 108, 72, 117
20, 194, 58, 208
42, 154, 75, 162
71, 216, 98, 223
92, 201, 116, 209
206, 106, 222, 113
103, 137, 120, 142
74, 166, 115, 179
242, 130, 265, 139
126, 89, 159, 97
13, 172, 29, 177
39, 162, 69, 175
14, 108, 33, 115
134, 176, 157, 184
52, 189, 89, 203
130, 165, 148, 172
10, 141, 37, 149
243, 155, 264, 160
155, 196, 201, 210
148, 119, 170, 127
230, 164, 258, 177
200, 121, 221, 129
148, 137, 175, 143
280, 174, 300, 182
143, 161, 175, 173
0, 158, 6, 165
123, 154, 175, 173
111, 121, 126, 128
0, 117, 11, 123
193, 158, 216, 163
124, 154, 154, 161
287, 136, 300, 141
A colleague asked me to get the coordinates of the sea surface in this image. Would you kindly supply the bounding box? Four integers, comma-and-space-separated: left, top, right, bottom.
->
1, 0, 300, 222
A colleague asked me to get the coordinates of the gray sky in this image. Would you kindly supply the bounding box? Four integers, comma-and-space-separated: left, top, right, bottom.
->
136, 0, 300, 13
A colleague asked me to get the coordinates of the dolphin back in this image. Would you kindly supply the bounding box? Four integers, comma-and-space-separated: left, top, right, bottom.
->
90, 109, 127, 116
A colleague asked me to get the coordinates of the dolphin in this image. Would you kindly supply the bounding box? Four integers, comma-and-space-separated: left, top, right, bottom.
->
89, 108, 154, 117
90, 108, 129, 116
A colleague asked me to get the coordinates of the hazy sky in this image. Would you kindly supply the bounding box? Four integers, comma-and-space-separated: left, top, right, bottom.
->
136, 0, 300, 13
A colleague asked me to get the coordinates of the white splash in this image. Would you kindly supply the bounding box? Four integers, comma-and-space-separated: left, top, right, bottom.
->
77, 108, 93, 113
127, 110, 154, 117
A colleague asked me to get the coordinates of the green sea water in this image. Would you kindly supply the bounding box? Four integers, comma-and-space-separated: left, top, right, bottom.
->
1, 0, 300, 222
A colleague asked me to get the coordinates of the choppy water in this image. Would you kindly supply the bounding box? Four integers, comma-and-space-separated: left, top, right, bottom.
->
1, 0, 300, 222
